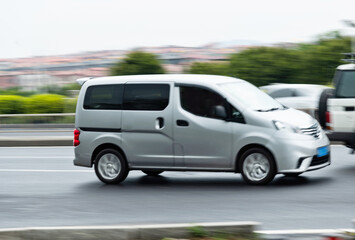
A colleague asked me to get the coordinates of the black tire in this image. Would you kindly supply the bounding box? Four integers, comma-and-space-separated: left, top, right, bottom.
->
94, 148, 128, 184
239, 148, 276, 185
142, 170, 164, 176
283, 173, 302, 177
318, 88, 334, 128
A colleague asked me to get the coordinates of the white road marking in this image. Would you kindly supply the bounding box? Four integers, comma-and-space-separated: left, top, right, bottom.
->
0, 156, 73, 159
0, 169, 92, 172
256, 228, 355, 236
0, 146, 74, 149
0, 221, 260, 231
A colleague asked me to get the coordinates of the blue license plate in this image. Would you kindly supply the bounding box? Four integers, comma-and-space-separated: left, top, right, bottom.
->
317, 146, 329, 158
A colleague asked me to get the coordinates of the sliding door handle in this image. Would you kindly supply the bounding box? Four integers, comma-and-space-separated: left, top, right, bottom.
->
176, 120, 189, 127
155, 117, 164, 129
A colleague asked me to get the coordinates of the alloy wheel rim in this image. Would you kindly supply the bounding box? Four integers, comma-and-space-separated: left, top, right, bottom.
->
98, 153, 121, 180
243, 153, 270, 181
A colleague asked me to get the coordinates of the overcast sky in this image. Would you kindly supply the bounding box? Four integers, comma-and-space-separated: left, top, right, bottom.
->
1, 0, 354, 59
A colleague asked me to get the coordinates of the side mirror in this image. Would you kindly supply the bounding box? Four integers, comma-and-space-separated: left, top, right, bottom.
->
213, 105, 227, 119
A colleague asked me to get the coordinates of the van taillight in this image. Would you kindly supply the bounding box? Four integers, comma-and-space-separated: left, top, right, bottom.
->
325, 111, 332, 130
74, 129, 80, 146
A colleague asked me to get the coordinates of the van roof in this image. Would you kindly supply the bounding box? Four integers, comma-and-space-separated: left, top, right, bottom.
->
336, 63, 355, 70
77, 74, 242, 86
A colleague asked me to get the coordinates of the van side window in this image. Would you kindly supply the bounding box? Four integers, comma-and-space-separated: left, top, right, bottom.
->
84, 84, 123, 110
123, 84, 170, 111
180, 86, 225, 119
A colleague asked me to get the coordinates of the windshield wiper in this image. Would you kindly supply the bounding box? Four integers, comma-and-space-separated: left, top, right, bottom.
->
256, 107, 280, 112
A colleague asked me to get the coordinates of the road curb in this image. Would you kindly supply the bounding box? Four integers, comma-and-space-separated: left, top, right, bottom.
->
0, 222, 259, 240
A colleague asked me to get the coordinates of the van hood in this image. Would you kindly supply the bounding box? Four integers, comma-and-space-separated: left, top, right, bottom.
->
255, 108, 316, 128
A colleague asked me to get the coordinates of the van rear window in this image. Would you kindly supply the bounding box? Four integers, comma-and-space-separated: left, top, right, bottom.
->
84, 84, 123, 110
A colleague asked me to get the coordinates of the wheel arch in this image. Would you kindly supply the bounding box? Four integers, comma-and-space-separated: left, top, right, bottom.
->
235, 144, 277, 173
91, 143, 127, 167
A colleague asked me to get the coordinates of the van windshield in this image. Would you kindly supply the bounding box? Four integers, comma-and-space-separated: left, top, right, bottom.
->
220, 81, 285, 111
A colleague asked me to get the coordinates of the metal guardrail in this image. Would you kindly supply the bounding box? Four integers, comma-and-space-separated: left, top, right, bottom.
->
0, 113, 75, 118
0, 113, 75, 128
0, 113, 75, 146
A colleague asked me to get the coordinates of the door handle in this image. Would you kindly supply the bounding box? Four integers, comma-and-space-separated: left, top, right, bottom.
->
155, 117, 164, 129
176, 119, 189, 127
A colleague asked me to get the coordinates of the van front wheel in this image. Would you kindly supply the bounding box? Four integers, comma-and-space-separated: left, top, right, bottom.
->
94, 149, 128, 184
240, 148, 276, 185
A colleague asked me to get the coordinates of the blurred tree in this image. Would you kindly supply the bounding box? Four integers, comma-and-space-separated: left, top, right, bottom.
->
110, 51, 165, 76
39, 83, 81, 96
0, 87, 35, 97
296, 35, 351, 85
229, 47, 301, 86
186, 62, 230, 76
229, 33, 351, 86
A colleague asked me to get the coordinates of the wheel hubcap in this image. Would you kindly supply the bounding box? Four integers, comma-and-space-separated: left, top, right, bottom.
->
98, 153, 121, 180
243, 153, 270, 181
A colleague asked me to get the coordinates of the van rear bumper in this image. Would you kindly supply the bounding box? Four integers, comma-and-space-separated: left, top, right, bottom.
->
74, 148, 92, 168
74, 158, 91, 168
326, 131, 355, 149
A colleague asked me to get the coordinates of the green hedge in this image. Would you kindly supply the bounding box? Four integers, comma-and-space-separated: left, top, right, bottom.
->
0, 94, 77, 114
26, 94, 65, 114
0, 95, 27, 114
64, 97, 78, 113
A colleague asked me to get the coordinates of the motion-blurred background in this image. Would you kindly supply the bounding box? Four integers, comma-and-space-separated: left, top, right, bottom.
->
0, 0, 354, 124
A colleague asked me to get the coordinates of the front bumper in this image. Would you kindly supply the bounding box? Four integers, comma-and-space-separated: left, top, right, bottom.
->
279, 154, 330, 174
270, 130, 330, 173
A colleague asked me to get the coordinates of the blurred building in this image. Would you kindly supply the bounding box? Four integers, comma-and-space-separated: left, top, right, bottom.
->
0, 43, 261, 90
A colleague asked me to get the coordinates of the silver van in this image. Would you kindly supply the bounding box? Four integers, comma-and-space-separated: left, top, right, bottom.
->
73, 74, 330, 185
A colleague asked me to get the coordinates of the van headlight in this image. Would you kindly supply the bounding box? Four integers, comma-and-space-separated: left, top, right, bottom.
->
273, 120, 300, 133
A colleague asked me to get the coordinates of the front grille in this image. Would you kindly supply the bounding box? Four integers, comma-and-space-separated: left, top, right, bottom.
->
310, 154, 330, 166
299, 123, 321, 139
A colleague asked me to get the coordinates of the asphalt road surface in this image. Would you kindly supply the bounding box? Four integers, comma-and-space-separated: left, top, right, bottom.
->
0, 145, 354, 230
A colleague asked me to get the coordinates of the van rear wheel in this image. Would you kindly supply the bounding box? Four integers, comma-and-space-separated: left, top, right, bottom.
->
94, 149, 128, 184
239, 148, 276, 185
142, 170, 164, 176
